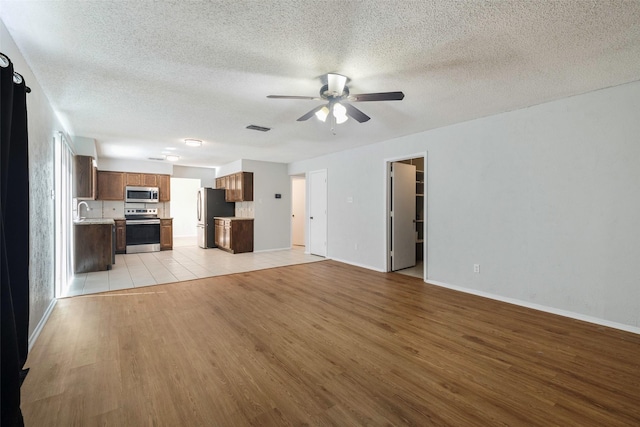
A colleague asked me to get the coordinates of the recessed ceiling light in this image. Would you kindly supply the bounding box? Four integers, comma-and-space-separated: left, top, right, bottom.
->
184, 138, 202, 147
165, 147, 177, 151
165, 155, 180, 162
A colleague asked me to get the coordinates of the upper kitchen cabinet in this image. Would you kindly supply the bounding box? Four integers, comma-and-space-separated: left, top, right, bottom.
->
73, 155, 96, 200
236, 172, 254, 202
222, 172, 253, 202
97, 171, 125, 200
126, 173, 158, 187
157, 174, 170, 202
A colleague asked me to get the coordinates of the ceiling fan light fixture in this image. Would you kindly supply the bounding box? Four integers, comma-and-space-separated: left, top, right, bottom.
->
315, 106, 330, 122
333, 103, 348, 124
184, 138, 202, 147
335, 114, 349, 124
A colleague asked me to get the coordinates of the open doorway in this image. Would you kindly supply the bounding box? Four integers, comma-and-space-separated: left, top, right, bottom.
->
291, 175, 306, 248
387, 155, 426, 279
170, 177, 201, 247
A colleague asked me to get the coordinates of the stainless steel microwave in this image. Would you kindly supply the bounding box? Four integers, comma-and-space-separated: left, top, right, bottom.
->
125, 186, 159, 203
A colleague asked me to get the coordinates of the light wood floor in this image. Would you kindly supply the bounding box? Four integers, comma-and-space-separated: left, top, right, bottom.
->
22, 261, 640, 426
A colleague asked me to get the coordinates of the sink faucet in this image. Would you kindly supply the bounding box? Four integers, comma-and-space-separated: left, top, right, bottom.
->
77, 201, 90, 219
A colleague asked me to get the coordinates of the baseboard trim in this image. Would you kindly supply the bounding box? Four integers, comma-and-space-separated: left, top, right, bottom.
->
253, 246, 292, 253
426, 280, 640, 335
28, 298, 57, 351
329, 257, 386, 273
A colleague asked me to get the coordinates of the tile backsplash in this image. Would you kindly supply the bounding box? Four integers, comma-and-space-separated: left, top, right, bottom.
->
235, 201, 254, 218
73, 199, 170, 219
103, 201, 125, 218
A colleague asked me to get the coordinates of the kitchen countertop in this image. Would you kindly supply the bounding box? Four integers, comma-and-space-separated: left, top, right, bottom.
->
73, 218, 115, 225
214, 217, 254, 220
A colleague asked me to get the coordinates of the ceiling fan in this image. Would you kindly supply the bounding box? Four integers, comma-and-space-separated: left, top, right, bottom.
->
267, 73, 404, 125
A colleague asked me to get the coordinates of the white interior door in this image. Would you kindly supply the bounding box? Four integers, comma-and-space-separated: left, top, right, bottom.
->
291, 177, 306, 246
309, 170, 327, 257
391, 162, 416, 271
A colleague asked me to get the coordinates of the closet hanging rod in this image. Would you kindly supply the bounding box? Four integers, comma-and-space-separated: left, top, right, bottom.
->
0, 52, 32, 93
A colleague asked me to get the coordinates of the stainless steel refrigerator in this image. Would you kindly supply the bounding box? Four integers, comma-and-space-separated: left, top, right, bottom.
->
197, 188, 235, 248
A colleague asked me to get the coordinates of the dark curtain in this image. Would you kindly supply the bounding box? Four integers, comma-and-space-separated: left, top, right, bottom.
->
1, 53, 30, 427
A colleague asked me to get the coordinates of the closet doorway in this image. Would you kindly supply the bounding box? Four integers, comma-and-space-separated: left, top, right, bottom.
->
387, 156, 425, 279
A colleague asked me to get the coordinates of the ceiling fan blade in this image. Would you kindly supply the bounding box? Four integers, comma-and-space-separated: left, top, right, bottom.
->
296, 105, 324, 121
343, 103, 371, 123
267, 95, 320, 100
349, 91, 405, 102
327, 73, 347, 96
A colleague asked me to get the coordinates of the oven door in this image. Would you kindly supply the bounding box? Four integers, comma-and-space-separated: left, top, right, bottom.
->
126, 219, 161, 254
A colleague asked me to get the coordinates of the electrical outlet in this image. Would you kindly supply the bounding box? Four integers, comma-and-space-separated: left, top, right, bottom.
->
473, 264, 480, 273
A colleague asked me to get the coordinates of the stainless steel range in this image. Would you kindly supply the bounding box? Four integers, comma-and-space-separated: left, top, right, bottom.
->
125, 208, 160, 254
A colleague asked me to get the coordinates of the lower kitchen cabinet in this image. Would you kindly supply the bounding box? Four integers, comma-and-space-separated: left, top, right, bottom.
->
74, 223, 113, 273
160, 218, 173, 250
115, 219, 126, 253
214, 217, 253, 254
214, 219, 225, 248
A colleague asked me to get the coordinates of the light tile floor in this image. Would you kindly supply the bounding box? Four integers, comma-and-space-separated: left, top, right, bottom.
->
395, 261, 424, 279
65, 239, 322, 297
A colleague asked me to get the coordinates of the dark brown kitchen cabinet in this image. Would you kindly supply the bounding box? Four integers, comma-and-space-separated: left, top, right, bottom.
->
237, 172, 253, 201
115, 219, 126, 254
73, 155, 96, 200
160, 218, 173, 250
125, 173, 142, 186
97, 171, 170, 201
126, 173, 159, 188
97, 171, 125, 200
214, 218, 253, 254
157, 174, 170, 202
142, 174, 157, 186
74, 223, 113, 273
220, 172, 253, 202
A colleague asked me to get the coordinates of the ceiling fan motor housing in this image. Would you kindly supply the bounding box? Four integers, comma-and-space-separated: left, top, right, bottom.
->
320, 84, 349, 100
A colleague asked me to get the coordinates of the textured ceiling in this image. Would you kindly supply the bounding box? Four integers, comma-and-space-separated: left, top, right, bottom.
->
2, 1, 640, 168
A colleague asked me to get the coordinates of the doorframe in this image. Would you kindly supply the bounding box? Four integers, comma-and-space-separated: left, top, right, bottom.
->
307, 169, 328, 257
290, 174, 306, 249
384, 152, 428, 280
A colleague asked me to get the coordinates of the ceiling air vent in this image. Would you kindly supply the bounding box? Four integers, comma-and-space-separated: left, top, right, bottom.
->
148, 157, 166, 161
246, 125, 271, 132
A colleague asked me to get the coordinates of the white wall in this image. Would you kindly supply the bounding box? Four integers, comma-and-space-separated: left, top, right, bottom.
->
243, 160, 291, 251
1, 20, 69, 338
71, 136, 97, 158
215, 160, 242, 179
173, 165, 215, 188
289, 80, 640, 330
98, 158, 173, 174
